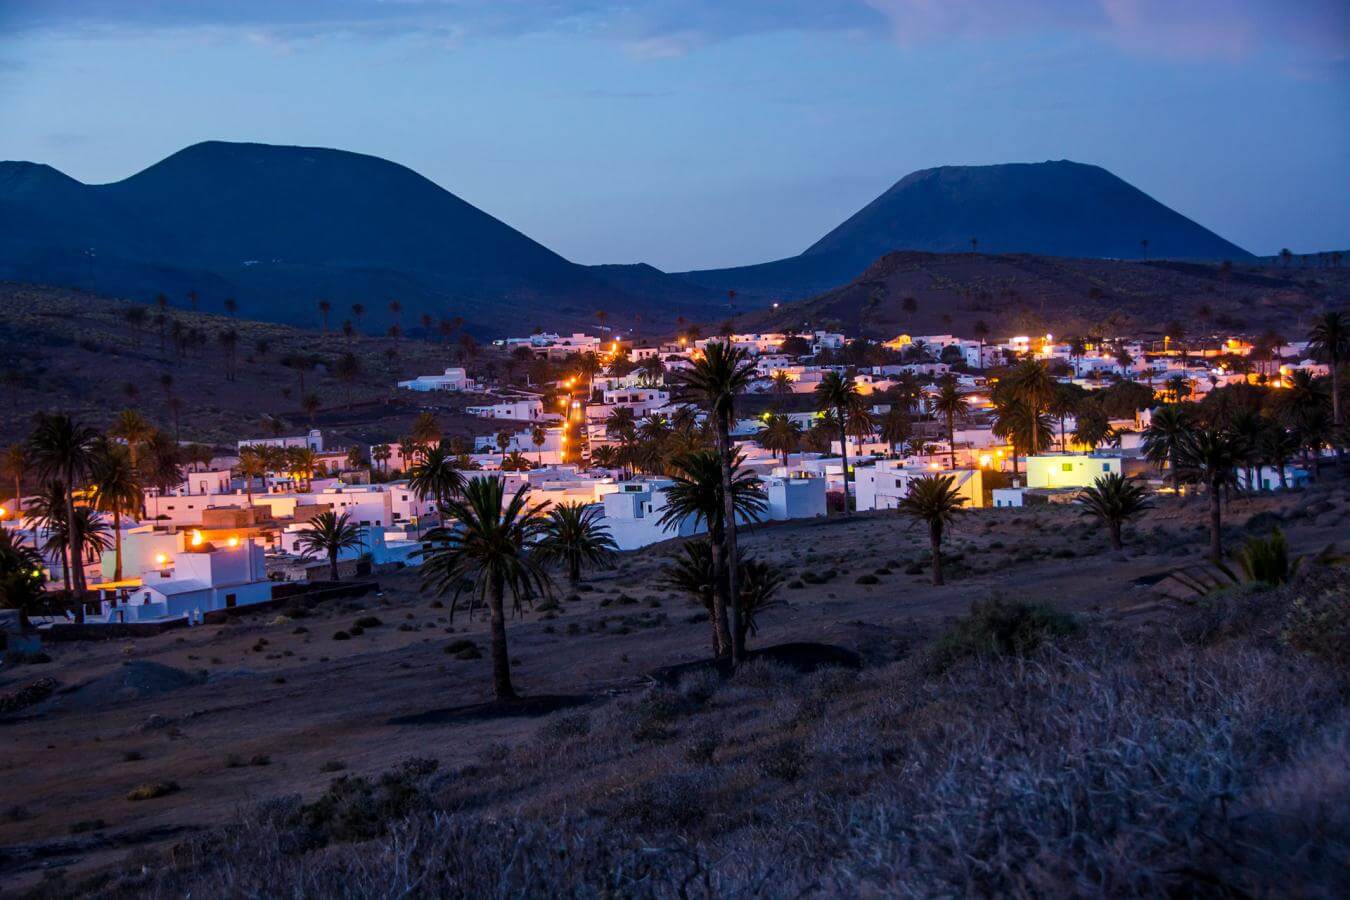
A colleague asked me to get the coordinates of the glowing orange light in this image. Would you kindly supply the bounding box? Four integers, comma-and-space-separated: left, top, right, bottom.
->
227, 536, 240, 548
154, 553, 169, 566
190, 530, 203, 547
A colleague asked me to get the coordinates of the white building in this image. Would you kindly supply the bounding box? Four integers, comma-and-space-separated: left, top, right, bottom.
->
764, 474, 827, 521
1025, 455, 1122, 489
397, 367, 476, 392
854, 462, 985, 511
99, 540, 271, 624
237, 429, 323, 452
466, 398, 550, 421
601, 480, 702, 551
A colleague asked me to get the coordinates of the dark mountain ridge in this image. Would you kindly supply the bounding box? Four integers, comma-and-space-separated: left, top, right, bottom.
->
0, 141, 720, 334
680, 160, 1253, 300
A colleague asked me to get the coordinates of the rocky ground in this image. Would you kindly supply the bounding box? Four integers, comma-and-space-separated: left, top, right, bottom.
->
1, 480, 1347, 894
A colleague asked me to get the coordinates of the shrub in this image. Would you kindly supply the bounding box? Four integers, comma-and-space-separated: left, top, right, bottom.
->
935, 597, 1077, 665
1281, 587, 1350, 670
319, 760, 347, 773
299, 758, 439, 845
331, 631, 351, 641
353, 616, 383, 629
855, 574, 880, 585
537, 712, 592, 743
127, 781, 180, 801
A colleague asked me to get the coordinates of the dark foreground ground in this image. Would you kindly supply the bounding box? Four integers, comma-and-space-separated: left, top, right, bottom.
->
2, 481, 1348, 897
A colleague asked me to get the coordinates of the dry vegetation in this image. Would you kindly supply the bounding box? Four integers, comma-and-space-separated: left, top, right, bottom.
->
744, 252, 1350, 340
0, 282, 499, 447
3, 480, 1348, 897
56, 573, 1350, 897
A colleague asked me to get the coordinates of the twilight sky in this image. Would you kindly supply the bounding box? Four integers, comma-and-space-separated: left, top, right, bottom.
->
1, 1, 1347, 270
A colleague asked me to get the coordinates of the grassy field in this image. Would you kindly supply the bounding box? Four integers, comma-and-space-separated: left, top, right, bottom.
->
2, 479, 1346, 896
0, 282, 509, 448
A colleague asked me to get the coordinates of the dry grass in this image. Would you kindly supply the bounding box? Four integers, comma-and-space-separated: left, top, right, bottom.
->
51, 572, 1349, 899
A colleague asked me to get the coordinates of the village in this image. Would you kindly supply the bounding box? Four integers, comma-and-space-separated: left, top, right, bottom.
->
0, 319, 1333, 634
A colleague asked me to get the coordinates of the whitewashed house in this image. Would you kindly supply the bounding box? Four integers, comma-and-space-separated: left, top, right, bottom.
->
397, 367, 476, 392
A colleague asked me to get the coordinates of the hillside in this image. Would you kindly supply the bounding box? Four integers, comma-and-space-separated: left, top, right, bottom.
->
0, 142, 721, 335
2, 485, 1347, 894
0, 282, 527, 448
681, 161, 1254, 300
738, 251, 1350, 340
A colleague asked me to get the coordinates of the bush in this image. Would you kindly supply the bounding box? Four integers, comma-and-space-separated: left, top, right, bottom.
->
1281, 586, 1350, 670
935, 597, 1077, 665
855, 574, 880, 585
331, 631, 351, 641
537, 712, 592, 743
299, 758, 439, 845
127, 781, 180, 801
353, 616, 383, 629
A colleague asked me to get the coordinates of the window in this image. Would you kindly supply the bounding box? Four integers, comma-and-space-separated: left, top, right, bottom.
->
225, 593, 237, 609
1061, 463, 1073, 473
1102, 463, 1110, 472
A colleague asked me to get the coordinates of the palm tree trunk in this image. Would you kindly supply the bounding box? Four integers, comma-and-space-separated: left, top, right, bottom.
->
947, 414, 956, 469
65, 484, 86, 601
1208, 483, 1222, 563
836, 411, 851, 515
569, 557, 580, 588
1109, 520, 1122, 551
930, 526, 943, 586
708, 530, 731, 660
113, 509, 123, 581
717, 417, 745, 664
489, 572, 518, 701
329, 549, 339, 582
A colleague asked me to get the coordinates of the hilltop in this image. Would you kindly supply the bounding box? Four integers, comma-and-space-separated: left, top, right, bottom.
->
0, 142, 722, 335
681, 161, 1254, 299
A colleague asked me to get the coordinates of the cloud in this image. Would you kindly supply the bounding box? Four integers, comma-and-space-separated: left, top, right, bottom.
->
2, 0, 1344, 63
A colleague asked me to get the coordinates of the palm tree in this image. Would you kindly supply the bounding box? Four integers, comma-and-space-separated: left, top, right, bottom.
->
771, 370, 793, 396
815, 370, 865, 512
296, 511, 365, 582
878, 407, 912, 456
530, 424, 548, 466
1077, 473, 1152, 550
1177, 428, 1245, 562
992, 399, 1051, 480
535, 501, 619, 588
1256, 422, 1299, 489
1306, 311, 1348, 427
1072, 402, 1115, 451
928, 378, 969, 468
896, 474, 966, 586
1141, 404, 1193, 495
372, 443, 392, 476
142, 429, 184, 498
675, 341, 760, 662
26, 413, 99, 595
410, 411, 441, 450
419, 477, 552, 701
317, 299, 332, 331
1004, 360, 1056, 455
88, 440, 142, 581
589, 444, 621, 470
664, 541, 784, 652
502, 450, 533, 471
408, 441, 467, 510
0, 527, 46, 625
756, 412, 802, 467
2, 443, 26, 517
659, 450, 766, 660
237, 446, 266, 507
